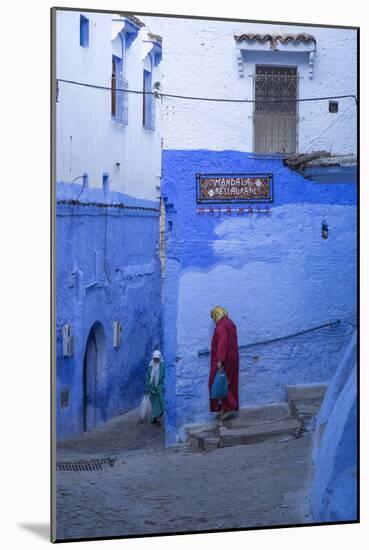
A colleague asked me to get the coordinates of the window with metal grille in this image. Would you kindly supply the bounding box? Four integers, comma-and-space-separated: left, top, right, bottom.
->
253, 66, 298, 154
143, 64, 155, 131
111, 56, 128, 125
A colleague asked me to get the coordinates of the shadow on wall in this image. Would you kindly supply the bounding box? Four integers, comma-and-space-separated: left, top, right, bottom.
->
310, 331, 357, 522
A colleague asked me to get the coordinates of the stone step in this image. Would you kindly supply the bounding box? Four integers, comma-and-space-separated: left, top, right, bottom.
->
185, 385, 327, 452
186, 402, 302, 452
222, 402, 292, 430
219, 417, 302, 448
286, 384, 328, 402
286, 384, 328, 431
186, 425, 219, 452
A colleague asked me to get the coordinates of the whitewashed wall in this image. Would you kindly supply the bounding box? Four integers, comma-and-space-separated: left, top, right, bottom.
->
56, 11, 162, 201
159, 18, 357, 154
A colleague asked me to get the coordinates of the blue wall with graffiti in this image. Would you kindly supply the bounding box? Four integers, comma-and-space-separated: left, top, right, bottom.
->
161, 149, 357, 445
56, 183, 161, 440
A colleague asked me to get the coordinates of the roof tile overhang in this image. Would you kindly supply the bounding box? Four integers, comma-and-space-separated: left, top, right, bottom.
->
125, 14, 145, 28
284, 150, 356, 168
283, 152, 357, 183
147, 32, 162, 45
234, 33, 316, 49
234, 32, 317, 79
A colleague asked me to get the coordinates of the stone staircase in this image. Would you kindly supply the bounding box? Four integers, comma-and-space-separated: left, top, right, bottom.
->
186, 384, 328, 452
286, 384, 328, 433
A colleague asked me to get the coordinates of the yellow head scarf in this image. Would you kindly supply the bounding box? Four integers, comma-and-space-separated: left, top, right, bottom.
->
210, 306, 228, 323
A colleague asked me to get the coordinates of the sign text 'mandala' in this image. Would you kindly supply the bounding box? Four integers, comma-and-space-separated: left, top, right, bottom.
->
204, 177, 264, 186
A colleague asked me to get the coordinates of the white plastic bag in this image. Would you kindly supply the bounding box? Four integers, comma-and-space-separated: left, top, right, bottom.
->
139, 393, 152, 421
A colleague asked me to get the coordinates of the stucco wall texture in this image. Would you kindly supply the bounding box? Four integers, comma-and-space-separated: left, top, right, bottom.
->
162, 150, 357, 444
56, 197, 161, 439
310, 332, 357, 521
159, 19, 357, 155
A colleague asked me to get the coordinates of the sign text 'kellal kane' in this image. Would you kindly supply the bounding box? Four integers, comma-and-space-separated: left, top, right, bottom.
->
196, 174, 273, 203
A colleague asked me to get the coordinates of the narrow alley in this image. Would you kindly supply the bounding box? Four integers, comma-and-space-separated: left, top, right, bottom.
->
56, 408, 313, 540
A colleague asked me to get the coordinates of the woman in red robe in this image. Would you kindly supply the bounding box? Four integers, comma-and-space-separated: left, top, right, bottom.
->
209, 306, 239, 419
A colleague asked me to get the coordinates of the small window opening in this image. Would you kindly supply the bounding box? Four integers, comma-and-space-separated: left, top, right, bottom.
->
80, 15, 89, 48
111, 55, 127, 124
111, 58, 117, 117
102, 173, 109, 197
143, 62, 155, 130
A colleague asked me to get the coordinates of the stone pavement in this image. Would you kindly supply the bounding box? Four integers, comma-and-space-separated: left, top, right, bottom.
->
56, 407, 314, 541
57, 408, 165, 460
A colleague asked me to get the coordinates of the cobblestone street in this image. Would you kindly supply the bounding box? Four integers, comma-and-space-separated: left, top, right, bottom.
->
56, 408, 314, 541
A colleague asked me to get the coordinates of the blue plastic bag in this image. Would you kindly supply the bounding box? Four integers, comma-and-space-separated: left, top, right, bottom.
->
210, 370, 229, 400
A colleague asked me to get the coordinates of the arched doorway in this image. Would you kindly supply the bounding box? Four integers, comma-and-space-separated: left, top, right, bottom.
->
83, 322, 106, 432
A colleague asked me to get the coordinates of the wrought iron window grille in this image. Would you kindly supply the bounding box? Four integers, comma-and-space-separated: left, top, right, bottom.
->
253, 66, 298, 154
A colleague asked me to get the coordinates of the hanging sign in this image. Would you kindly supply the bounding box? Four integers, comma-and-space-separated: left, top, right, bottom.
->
196, 173, 273, 204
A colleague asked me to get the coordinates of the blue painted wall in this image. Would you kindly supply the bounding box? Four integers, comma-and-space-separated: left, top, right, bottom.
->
310, 332, 357, 521
311, 366, 357, 521
162, 150, 357, 444
56, 183, 161, 440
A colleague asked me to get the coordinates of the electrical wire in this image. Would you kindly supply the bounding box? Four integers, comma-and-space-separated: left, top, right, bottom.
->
56, 199, 159, 212
303, 102, 356, 151
198, 319, 340, 356
71, 174, 87, 200
104, 207, 112, 284
57, 78, 357, 105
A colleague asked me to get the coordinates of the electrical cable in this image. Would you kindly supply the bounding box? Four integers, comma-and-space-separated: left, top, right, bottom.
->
303, 102, 356, 151
56, 199, 159, 212
198, 319, 340, 356
104, 207, 112, 284
71, 174, 87, 200
57, 78, 357, 105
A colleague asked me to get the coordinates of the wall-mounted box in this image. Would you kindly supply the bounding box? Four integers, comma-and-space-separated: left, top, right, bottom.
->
113, 321, 122, 348
62, 324, 75, 357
